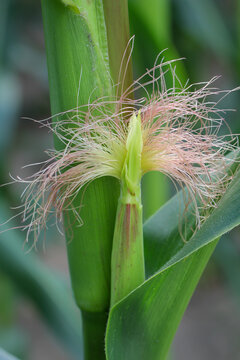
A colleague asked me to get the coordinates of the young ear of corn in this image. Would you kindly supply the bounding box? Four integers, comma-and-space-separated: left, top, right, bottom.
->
111, 113, 145, 307
41, 0, 132, 358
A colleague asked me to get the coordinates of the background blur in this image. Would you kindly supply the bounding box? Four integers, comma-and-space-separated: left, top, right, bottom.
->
0, 0, 240, 359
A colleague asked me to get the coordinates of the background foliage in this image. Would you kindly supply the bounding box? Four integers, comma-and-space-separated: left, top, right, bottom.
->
0, 0, 240, 359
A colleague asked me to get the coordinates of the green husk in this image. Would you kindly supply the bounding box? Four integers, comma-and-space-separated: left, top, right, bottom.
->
111, 113, 145, 307
111, 196, 145, 307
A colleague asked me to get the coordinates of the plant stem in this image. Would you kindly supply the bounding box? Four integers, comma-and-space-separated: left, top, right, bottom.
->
103, 0, 133, 93
81, 310, 108, 360
41, 0, 133, 357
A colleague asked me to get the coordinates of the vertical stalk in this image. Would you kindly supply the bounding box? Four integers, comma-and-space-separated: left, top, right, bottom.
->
41, 0, 116, 314
81, 311, 108, 360
103, 0, 133, 93
41, 0, 132, 358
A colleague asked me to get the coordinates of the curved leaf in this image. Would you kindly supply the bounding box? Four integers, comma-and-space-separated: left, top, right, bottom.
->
143, 189, 195, 277
106, 168, 240, 360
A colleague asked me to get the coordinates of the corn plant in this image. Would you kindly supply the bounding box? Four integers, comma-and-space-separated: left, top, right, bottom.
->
9, 0, 240, 359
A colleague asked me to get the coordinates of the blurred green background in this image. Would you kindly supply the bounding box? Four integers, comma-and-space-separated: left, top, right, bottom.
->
0, 0, 240, 359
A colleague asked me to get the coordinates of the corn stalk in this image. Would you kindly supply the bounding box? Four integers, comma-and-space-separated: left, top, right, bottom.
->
41, 0, 132, 358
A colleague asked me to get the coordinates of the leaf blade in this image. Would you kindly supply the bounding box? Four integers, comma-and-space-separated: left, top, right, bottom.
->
106, 168, 240, 360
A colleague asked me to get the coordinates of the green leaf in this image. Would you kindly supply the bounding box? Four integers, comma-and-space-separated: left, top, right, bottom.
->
0, 348, 19, 360
143, 189, 195, 277
144, 151, 240, 276
129, 0, 171, 50
106, 168, 240, 360
129, 0, 188, 83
